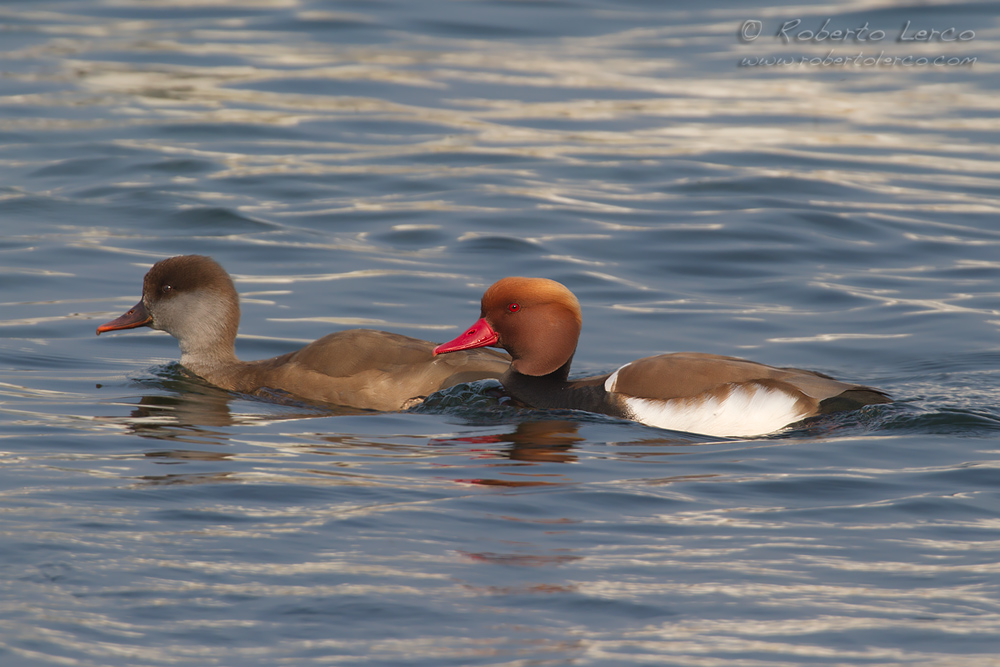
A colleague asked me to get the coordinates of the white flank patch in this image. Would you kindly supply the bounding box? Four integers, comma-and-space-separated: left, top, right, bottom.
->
619, 383, 809, 438
604, 364, 627, 393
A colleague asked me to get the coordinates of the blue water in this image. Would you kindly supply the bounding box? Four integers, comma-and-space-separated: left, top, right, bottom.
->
2, 1, 1000, 665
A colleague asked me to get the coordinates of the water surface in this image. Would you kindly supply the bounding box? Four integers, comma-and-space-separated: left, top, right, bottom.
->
2, 1, 1000, 665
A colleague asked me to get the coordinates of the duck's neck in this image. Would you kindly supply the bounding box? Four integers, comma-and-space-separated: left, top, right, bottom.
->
157, 290, 246, 389
171, 312, 244, 390
179, 337, 244, 388
501, 357, 623, 418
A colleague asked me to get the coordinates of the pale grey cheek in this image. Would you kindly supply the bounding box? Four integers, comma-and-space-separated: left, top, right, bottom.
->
161, 291, 227, 342
149, 294, 194, 335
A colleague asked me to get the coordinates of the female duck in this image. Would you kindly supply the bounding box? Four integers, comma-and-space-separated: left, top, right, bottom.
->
433, 277, 890, 437
97, 255, 510, 411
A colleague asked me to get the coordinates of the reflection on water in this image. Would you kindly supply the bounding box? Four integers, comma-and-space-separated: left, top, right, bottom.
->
432, 419, 586, 467
93, 365, 336, 443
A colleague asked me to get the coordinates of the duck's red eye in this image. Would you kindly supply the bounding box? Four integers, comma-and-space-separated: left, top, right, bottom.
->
508, 302, 519, 313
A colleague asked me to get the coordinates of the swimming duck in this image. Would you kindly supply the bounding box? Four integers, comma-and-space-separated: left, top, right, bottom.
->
97, 255, 510, 411
433, 277, 890, 437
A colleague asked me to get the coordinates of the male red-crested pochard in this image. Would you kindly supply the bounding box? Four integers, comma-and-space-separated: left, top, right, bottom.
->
97, 255, 510, 411
433, 277, 891, 437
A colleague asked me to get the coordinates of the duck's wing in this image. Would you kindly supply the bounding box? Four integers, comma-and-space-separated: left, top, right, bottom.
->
603, 352, 889, 436
254, 329, 510, 410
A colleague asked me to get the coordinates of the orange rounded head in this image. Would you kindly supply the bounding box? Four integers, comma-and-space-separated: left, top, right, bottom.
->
434, 277, 582, 377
